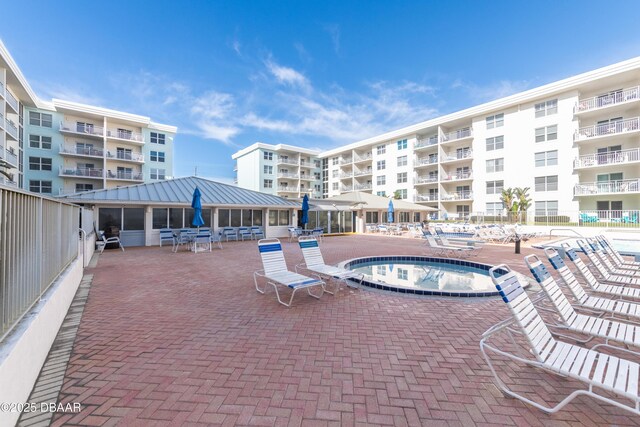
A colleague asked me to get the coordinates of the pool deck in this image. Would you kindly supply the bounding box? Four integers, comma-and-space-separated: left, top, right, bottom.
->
48, 235, 640, 426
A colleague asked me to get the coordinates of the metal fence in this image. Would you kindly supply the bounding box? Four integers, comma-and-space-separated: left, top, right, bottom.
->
467, 210, 640, 228
0, 186, 80, 341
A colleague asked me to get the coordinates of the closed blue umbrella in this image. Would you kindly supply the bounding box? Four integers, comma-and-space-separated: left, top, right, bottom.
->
301, 194, 309, 229
387, 199, 394, 223
191, 187, 205, 228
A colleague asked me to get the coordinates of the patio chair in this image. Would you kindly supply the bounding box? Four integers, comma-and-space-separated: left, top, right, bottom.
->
222, 227, 238, 242
525, 254, 640, 348
210, 231, 223, 249
238, 227, 253, 241
424, 236, 473, 258
311, 227, 324, 242
296, 236, 363, 294
576, 240, 640, 286
173, 229, 196, 252
193, 231, 212, 253
96, 232, 124, 253
159, 228, 175, 248
579, 212, 599, 223
481, 264, 640, 416
595, 235, 640, 268
251, 226, 265, 240
437, 236, 482, 257
548, 245, 640, 301
288, 227, 302, 242
586, 238, 638, 274
254, 238, 325, 307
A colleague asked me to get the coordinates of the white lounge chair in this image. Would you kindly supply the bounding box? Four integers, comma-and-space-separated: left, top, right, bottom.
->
596, 235, 640, 268
424, 235, 473, 258
254, 239, 325, 307
577, 240, 640, 286
437, 236, 482, 257
296, 236, 363, 294
97, 232, 124, 253
481, 264, 640, 416
525, 254, 640, 348
587, 238, 638, 274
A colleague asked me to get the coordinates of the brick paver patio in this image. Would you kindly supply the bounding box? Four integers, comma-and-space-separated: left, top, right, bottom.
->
51, 235, 640, 426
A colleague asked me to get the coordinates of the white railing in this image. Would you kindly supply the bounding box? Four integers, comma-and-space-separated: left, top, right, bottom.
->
299, 160, 313, 167
277, 172, 299, 179
441, 191, 473, 200
60, 166, 105, 178
354, 183, 372, 190
573, 148, 640, 168
340, 185, 353, 192
441, 150, 473, 162
441, 128, 472, 143
107, 151, 145, 162
60, 121, 105, 137
575, 117, 640, 141
0, 187, 80, 341
340, 172, 353, 179
0, 80, 4, 96
414, 193, 438, 202
353, 152, 372, 162
415, 135, 438, 149
575, 86, 640, 113
354, 167, 373, 176
107, 170, 143, 180
5, 90, 18, 112
106, 128, 145, 142
299, 174, 315, 181
277, 157, 299, 165
574, 179, 640, 195
339, 157, 353, 165
441, 171, 472, 181
469, 210, 640, 227
414, 156, 438, 166
5, 148, 18, 166
60, 145, 104, 157
5, 119, 18, 140
277, 186, 300, 192
415, 175, 438, 184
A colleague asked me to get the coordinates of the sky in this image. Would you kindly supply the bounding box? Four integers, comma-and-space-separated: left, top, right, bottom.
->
2, 1, 640, 183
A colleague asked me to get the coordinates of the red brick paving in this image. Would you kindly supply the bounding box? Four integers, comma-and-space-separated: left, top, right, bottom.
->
52, 235, 640, 426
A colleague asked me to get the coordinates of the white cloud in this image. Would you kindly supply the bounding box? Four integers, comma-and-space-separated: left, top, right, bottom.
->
34, 82, 103, 106
324, 24, 341, 54
265, 59, 309, 89
452, 79, 530, 103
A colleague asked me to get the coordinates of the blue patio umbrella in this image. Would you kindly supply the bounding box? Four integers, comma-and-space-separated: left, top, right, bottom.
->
387, 199, 394, 223
191, 186, 205, 228
301, 194, 309, 229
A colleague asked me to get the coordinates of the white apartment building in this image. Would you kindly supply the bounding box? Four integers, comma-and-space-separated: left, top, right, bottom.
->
233, 56, 640, 222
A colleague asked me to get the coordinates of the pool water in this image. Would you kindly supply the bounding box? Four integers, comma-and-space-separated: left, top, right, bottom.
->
348, 260, 495, 294
538, 237, 640, 256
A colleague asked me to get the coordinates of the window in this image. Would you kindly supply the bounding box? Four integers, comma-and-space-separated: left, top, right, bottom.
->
332, 182, 339, 190
535, 99, 558, 118
376, 191, 386, 197
262, 165, 272, 175
29, 135, 52, 149
377, 160, 386, 170
377, 175, 386, 185
486, 158, 504, 173
456, 205, 470, 219
397, 139, 407, 150
150, 168, 166, 179
398, 212, 410, 222
535, 125, 558, 142
535, 201, 558, 216
332, 157, 339, 165
486, 180, 504, 194
535, 175, 558, 191
534, 150, 558, 167
377, 265, 386, 276
268, 210, 290, 226
397, 189, 407, 199
29, 180, 52, 194
486, 202, 503, 215
486, 113, 504, 129
150, 132, 166, 144
150, 151, 165, 162
117, 128, 133, 140
264, 179, 273, 188
75, 183, 93, 192
377, 144, 386, 155
397, 172, 407, 183
485, 136, 504, 151
117, 147, 132, 160
28, 156, 52, 171
332, 170, 339, 178
397, 268, 408, 280
99, 207, 122, 230
76, 122, 94, 133
313, 172, 321, 180
397, 155, 407, 167
29, 112, 53, 127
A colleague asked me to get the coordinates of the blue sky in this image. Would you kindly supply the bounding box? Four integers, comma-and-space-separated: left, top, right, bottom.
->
3, 1, 640, 182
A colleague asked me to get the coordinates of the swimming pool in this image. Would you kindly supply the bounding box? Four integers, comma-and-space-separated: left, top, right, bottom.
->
342, 256, 512, 297
535, 237, 640, 258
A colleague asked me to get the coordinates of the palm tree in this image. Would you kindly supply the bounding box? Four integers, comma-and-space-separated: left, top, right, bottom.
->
515, 187, 532, 223
500, 188, 515, 212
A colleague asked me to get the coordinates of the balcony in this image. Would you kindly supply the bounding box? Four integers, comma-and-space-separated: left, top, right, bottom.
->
5, 90, 18, 113
414, 175, 438, 185
575, 86, 640, 114
414, 136, 438, 149
277, 157, 299, 165
353, 152, 372, 163
60, 145, 105, 158
354, 167, 373, 176
59, 166, 105, 179
340, 172, 353, 179
574, 117, 640, 142
340, 185, 353, 192
574, 179, 640, 196
107, 170, 143, 181
339, 157, 352, 165
5, 148, 18, 167
441, 191, 473, 201
414, 193, 438, 202
106, 128, 145, 144
441, 128, 472, 143
441, 150, 473, 162
0, 80, 4, 98
5, 119, 18, 141
299, 160, 313, 168
277, 172, 299, 179
441, 171, 473, 182
299, 174, 315, 181
60, 121, 105, 138
107, 151, 145, 163
354, 183, 372, 191
573, 148, 640, 169
414, 156, 438, 167
277, 186, 300, 193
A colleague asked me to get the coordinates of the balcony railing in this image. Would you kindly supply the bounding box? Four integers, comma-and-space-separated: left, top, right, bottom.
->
299, 160, 313, 168
60, 121, 105, 137
414, 193, 438, 202
0, 80, 4, 97
340, 185, 353, 192
107, 170, 143, 181
441, 128, 472, 143
340, 172, 353, 179
441, 191, 473, 201
339, 157, 353, 165
5, 119, 18, 140
575, 117, 640, 141
299, 174, 315, 181
354, 167, 373, 176
277, 186, 300, 192
5, 90, 18, 112
106, 128, 145, 142
4, 149, 17, 166
574, 179, 640, 196
575, 86, 640, 113
441, 150, 473, 162
277, 172, 299, 179
573, 148, 640, 168
441, 171, 472, 181
60, 145, 105, 157
107, 151, 145, 162
277, 157, 299, 165
353, 152, 372, 162
414, 136, 438, 149
414, 156, 438, 167
60, 166, 105, 178
354, 183, 372, 190
415, 175, 438, 184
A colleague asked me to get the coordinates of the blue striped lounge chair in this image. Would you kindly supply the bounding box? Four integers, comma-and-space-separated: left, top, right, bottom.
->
222, 227, 238, 242
587, 238, 638, 274
159, 228, 175, 248
254, 239, 325, 307
193, 231, 212, 253
525, 254, 640, 348
296, 236, 363, 294
481, 263, 640, 416
251, 226, 265, 240
576, 240, 640, 286
238, 227, 252, 241
596, 235, 640, 268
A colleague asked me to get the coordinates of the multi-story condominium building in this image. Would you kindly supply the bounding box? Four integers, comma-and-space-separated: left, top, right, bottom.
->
232, 143, 323, 199
0, 40, 176, 196
233, 56, 640, 220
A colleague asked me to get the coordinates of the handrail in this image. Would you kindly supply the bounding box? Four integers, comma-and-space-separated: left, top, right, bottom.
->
549, 228, 584, 238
